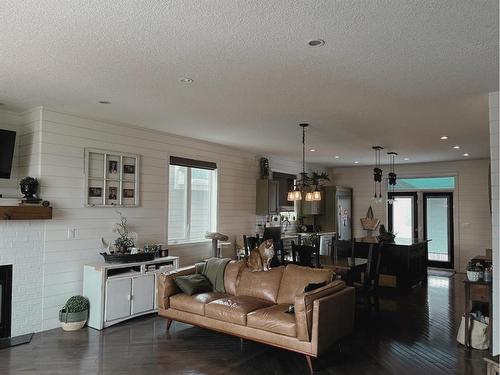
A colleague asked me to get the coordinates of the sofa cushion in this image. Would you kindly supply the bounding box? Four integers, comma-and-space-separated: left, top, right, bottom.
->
236, 266, 284, 303
174, 274, 213, 296
224, 260, 245, 295
276, 264, 334, 305
205, 295, 273, 325
247, 304, 296, 337
170, 292, 228, 316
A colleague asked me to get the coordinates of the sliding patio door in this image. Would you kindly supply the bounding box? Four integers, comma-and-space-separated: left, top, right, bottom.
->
423, 192, 454, 269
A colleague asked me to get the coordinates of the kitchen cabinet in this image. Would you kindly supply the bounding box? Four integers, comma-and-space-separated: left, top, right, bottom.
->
256, 179, 279, 215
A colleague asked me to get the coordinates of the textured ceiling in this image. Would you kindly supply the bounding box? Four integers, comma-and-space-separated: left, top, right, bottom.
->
0, 0, 498, 166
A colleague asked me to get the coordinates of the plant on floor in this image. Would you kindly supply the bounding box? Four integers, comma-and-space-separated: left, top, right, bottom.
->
59, 295, 89, 331
113, 211, 135, 253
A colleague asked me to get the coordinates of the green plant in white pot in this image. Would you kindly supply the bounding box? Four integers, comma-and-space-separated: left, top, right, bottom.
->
59, 296, 89, 331
466, 261, 484, 282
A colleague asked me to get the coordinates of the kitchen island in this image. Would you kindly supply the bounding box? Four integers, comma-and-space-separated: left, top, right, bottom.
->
354, 237, 429, 291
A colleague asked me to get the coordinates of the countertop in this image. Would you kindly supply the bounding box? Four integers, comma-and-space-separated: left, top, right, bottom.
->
281, 231, 336, 240
353, 237, 429, 246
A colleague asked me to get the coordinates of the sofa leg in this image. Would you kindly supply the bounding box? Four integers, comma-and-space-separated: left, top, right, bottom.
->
166, 319, 173, 331
305, 355, 314, 374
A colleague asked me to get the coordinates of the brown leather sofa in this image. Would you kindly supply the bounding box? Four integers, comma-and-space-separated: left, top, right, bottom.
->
157, 261, 355, 373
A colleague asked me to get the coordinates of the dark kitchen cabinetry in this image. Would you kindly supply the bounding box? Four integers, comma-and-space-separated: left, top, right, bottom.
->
256, 179, 279, 215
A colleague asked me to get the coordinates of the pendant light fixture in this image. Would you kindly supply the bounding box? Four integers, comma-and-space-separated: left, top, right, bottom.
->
372, 146, 384, 203
387, 151, 398, 205
287, 123, 319, 202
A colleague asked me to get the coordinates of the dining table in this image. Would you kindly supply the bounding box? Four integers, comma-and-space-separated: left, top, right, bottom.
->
321, 256, 368, 286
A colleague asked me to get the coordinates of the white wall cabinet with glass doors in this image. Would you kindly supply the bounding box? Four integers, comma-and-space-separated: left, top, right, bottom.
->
84, 149, 140, 207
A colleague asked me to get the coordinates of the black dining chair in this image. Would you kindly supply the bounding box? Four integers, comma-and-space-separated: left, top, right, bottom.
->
354, 243, 382, 311
290, 241, 320, 268
333, 238, 354, 259
243, 235, 261, 257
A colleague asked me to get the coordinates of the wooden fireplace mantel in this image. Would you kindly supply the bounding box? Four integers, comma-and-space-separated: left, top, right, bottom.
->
0, 206, 52, 220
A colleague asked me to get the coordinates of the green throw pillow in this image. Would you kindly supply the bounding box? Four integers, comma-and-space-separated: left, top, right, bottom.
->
174, 274, 212, 296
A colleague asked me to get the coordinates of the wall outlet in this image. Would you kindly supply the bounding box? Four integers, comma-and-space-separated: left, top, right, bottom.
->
67, 228, 77, 239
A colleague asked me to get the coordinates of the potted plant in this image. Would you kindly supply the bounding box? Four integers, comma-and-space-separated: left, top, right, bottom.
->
113, 211, 135, 253
59, 295, 89, 331
466, 260, 484, 282
19, 176, 38, 200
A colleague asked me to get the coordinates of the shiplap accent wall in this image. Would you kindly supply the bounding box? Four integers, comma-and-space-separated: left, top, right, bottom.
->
330, 159, 492, 272
2, 107, 260, 332
489, 91, 499, 355
37, 108, 259, 330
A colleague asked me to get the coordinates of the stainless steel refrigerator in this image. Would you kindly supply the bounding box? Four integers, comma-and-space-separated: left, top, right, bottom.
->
317, 186, 352, 241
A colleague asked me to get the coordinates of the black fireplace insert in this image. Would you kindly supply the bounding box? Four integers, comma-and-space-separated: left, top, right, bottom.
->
0, 265, 12, 339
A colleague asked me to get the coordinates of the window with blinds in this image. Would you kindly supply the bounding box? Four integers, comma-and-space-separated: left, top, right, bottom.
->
167, 157, 217, 244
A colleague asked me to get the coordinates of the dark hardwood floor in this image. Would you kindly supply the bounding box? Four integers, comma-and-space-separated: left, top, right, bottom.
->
0, 274, 488, 374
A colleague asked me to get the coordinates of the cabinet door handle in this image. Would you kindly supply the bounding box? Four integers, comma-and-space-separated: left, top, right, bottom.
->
127, 294, 132, 301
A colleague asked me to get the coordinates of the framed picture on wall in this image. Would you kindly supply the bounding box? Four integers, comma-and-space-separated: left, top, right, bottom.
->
84, 148, 140, 207
89, 187, 102, 197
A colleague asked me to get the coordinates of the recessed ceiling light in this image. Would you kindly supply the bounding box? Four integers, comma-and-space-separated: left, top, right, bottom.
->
310, 149, 316, 152
179, 77, 194, 83
354, 161, 359, 164
404, 157, 409, 161
463, 153, 469, 157
308, 39, 325, 47
440, 136, 448, 140
334, 155, 340, 159
98, 100, 110, 104
453, 145, 460, 149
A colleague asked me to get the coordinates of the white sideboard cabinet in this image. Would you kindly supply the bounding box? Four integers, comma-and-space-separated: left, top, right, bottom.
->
83, 256, 179, 330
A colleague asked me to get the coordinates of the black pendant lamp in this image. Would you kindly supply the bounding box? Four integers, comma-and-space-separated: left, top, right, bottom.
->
372, 146, 384, 203
387, 151, 398, 205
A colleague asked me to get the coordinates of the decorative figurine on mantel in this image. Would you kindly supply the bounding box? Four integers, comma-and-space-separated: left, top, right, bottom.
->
19, 176, 42, 204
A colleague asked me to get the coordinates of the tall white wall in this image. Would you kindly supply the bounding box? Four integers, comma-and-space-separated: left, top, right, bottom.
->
330, 159, 492, 272
489, 91, 499, 355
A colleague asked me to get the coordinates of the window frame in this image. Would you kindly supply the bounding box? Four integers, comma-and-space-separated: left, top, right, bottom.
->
166, 159, 218, 245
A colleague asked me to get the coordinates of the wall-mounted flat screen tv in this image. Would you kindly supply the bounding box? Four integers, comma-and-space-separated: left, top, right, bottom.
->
0, 129, 16, 179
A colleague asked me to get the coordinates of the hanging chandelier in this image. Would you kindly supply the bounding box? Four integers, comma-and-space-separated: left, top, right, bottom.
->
372, 146, 384, 203
287, 123, 320, 202
387, 151, 398, 205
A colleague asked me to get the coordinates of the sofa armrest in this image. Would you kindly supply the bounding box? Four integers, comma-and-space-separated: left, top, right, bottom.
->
157, 265, 196, 309
294, 280, 346, 341
310, 286, 355, 355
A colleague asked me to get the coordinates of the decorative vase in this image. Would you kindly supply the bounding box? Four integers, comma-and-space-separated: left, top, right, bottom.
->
59, 308, 88, 331
466, 270, 482, 282
20, 182, 37, 199
484, 270, 492, 282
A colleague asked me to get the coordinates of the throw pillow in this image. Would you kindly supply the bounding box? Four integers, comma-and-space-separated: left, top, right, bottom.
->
304, 281, 327, 293
174, 274, 212, 296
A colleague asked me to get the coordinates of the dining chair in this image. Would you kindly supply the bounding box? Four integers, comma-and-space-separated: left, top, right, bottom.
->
290, 241, 320, 268
333, 238, 354, 260
354, 243, 382, 311
242, 235, 261, 257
